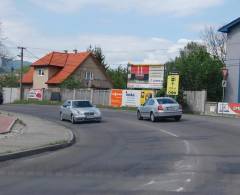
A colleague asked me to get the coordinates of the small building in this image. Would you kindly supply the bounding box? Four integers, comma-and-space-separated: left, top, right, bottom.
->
22, 51, 113, 89
219, 17, 240, 103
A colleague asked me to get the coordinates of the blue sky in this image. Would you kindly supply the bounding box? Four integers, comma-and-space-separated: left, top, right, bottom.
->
0, 0, 239, 66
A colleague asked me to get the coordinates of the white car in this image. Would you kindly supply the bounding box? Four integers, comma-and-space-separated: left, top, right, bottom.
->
60, 100, 102, 124
137, 97, 182, 122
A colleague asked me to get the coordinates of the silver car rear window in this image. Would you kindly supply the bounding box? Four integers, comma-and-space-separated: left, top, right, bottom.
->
157, 98, 177, 104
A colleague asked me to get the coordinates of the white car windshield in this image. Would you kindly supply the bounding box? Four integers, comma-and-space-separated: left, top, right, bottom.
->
72, 101, 93, 108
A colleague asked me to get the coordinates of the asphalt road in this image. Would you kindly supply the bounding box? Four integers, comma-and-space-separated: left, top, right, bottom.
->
1, 105, 240, 194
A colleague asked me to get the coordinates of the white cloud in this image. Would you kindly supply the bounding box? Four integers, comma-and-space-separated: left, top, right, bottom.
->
0, 0, 202, 67
188, 23, 220, 33
29, 0, 224, 16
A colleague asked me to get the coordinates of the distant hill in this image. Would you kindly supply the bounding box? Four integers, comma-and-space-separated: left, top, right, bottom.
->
0, 58, 32, 73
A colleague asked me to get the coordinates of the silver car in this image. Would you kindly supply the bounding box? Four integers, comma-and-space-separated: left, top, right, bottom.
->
60, 100, 102, 124
137, 97, 182, 122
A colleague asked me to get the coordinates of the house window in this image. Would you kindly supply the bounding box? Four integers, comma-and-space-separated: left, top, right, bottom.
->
38, 69, 44, 76
85, 72, 93, 80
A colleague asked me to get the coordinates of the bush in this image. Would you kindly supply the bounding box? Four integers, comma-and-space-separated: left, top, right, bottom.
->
155, 88, 166, 97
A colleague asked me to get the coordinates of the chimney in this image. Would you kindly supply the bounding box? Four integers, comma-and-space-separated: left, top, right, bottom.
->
73, 49, 77, 54
64, 50, 68, 53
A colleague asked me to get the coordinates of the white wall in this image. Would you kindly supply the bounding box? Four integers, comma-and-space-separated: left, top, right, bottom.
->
2, 88, 20, 104
184, 90, 207, 114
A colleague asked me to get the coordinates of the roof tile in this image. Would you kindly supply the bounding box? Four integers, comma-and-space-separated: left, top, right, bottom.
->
22, 67, 34, 84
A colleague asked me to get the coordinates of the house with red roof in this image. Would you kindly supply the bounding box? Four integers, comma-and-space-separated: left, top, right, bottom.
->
21, 51, 113, 89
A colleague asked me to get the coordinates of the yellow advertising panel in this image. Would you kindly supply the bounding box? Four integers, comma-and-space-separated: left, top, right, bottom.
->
167, 74, 179, 96
140, 90, 154, 105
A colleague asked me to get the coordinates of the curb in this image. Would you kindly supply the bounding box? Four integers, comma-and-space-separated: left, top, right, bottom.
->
0, 128, 76, 162
5, 118, 17, 134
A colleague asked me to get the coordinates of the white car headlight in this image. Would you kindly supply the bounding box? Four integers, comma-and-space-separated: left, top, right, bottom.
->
95, 109, 101, 115
73, 110, 84, 116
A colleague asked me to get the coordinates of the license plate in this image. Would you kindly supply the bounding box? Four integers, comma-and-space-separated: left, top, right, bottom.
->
167, 107, 176, 111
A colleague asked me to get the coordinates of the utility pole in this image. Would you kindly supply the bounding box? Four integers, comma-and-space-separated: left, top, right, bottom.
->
18, 47, 26, 100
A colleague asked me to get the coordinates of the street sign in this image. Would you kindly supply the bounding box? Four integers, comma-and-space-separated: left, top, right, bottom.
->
167, 74, 180, 96
222, 80, 227, 88
221, 67, 228, 80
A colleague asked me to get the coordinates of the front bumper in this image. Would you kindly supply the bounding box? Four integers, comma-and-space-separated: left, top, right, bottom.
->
74, 115, 102, 121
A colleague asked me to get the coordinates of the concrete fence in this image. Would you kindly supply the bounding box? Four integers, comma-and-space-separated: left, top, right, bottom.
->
2, 87, 20, 104
3, 88, 208, 114
204, 102, 218, 115
41, 88, 111, 106
183, 90, 207, 114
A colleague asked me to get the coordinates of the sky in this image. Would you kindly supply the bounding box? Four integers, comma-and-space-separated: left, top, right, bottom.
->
0, 0, 239, 67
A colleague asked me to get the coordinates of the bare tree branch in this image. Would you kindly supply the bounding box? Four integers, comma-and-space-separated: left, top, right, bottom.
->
201, 26, 227, 63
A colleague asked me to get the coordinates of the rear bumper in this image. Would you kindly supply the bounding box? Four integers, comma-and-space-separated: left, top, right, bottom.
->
154, 111, 182, 117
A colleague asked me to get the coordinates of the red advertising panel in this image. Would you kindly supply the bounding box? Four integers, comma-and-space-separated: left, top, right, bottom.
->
218, 102, 240, 115
229, 103, 240, 115
111, 89, 123, 107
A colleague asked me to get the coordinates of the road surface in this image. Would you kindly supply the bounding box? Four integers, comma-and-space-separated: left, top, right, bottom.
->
1, 104, 240, 195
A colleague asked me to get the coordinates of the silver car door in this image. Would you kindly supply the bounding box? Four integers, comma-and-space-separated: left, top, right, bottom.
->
62, 101, 68, 118
147, 99, 155, 116
144, 99, 153, 117
65, 101, 72, 119
141, 99, 150, 117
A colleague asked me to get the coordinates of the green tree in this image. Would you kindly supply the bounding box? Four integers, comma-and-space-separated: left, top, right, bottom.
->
0, 73, 19, 87
87, 45, 109, 70
107, 66, 127, 89
60, 76, 82, 89
166, 42, 223, 101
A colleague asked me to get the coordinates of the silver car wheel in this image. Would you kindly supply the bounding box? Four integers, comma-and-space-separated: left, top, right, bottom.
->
150, 112, 156, 122
137, 111, 143, 120
60, 113, 64, 121
71, 115, 75, 124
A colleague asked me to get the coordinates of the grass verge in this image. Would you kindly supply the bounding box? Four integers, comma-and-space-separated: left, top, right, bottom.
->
12, 99, 63, 105
97, 105, 137, 112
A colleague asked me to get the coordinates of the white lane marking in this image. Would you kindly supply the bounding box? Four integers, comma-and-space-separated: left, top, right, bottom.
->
186, 178, 191, 183
144, 180, 156, 186
176, 187, 184, 192
158, 129, 179, 137
183, 140, 191, 154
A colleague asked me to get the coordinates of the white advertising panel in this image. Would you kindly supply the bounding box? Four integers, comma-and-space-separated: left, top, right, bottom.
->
27, 89, 43, 100
122, 90, 141, 107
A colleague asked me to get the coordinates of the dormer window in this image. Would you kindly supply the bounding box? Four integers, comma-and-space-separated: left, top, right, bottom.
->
38, 69, 44, 76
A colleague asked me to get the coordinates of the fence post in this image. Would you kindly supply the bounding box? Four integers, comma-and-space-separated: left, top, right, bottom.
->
90, 89, 93, 103
73, 89, 76, 100
108, 89, 112, 106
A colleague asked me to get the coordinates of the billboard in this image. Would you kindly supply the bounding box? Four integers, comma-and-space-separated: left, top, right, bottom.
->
140, 90, 154, 105
218, 102, 240, 115
111, 89, 123, 107
127, 64, 164, 89
166, 74, 180, 96
110, 89, 154, 107
122, 90, 141, 107
27, 89, 43, 100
